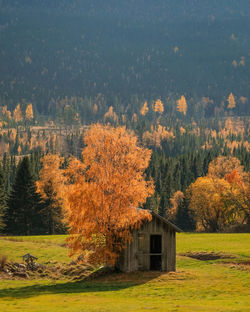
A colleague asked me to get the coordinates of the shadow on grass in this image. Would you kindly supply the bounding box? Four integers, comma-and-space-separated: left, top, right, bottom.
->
0, 270, 163, 299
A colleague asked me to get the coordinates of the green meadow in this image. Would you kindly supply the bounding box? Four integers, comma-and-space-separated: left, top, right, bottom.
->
0, 233, 249, 312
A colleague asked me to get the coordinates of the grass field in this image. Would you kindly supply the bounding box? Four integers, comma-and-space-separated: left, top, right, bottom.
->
0, 233, 249, 312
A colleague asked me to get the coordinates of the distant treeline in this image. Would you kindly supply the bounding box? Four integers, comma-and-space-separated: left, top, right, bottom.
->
0, 1, 250, 119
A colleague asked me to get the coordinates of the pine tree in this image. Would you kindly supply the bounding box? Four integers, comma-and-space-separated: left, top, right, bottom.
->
0, 166, 7, 230
5, 157, 44, 235
36, 154, 66, 234
159, 192, 168, 217
175, 196, 195, 231
2, 153, 11, 193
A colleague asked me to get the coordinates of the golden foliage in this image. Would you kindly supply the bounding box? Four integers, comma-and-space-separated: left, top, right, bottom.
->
239, 56, 245, 67
224, 118, 233, 131
208, 156, 244, 179
140, 101, 149, 116
13, 104, 23, 123
227, 92, 236, 109
201, 97, 214, 105
232, 60, 238, 68
224, 170, 250, 223
104, 106, 118, 123
210, 130, 217, 139
153, 99, 164, 114
63, 124, 154, 266
143, 125, 174, 148
239, 96, 248, 105
177, 95, 187, 115
220, 118, 245, 144
131, 113, 137, 123
188, 156, 249, 231
9, 129, 17, 141
187, 176, 231, 232
25, 103, 34, 120
121, 114, 126, 124
0, 142, 9, 155
2, 106, 12, 119
179, 126, 186, 135
169, 191, 184, 220
17, 145, 21, 155
37, 154, 66, 201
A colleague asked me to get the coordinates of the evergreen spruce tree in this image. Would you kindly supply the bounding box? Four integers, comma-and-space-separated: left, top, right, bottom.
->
159, 192, 168, 217
2, 153, 11, 193
40, 182, 67, 234
0, 166, 7, 231
5, 157, 44, 235
175, 196, 196, 231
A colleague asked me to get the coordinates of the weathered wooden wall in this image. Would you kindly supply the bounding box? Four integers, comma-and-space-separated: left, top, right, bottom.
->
117, 214, 177, 272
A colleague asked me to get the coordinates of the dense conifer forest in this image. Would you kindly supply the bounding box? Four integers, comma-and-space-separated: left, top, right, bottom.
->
0, 0, 250, 117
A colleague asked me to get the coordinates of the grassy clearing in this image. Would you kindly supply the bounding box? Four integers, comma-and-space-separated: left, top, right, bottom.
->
177, 233, 250, 259
0, 235, 69, 264
0, 233, 249, 312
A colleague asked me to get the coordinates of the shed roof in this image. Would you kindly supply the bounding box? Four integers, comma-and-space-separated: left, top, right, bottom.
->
149, 211, 182, 232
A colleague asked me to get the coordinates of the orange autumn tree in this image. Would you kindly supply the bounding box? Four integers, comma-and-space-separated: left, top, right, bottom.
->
64, 124, 154, 266
208, 156, 244, 179
224, 170, 250, 224
103, 106, 118, 123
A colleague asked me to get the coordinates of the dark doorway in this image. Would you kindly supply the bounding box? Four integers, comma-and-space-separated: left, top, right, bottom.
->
150, 235, 162, 270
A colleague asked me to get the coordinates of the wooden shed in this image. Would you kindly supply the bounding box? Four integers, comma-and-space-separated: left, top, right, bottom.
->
116, 211, 182, 272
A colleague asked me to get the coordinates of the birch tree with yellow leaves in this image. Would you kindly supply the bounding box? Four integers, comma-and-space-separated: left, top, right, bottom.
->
63, 124, 154, 265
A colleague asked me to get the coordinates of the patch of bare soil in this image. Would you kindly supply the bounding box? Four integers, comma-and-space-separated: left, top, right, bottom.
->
180, 252, 236, 261
0, 260, 93, 280
224, 260, 250, 272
